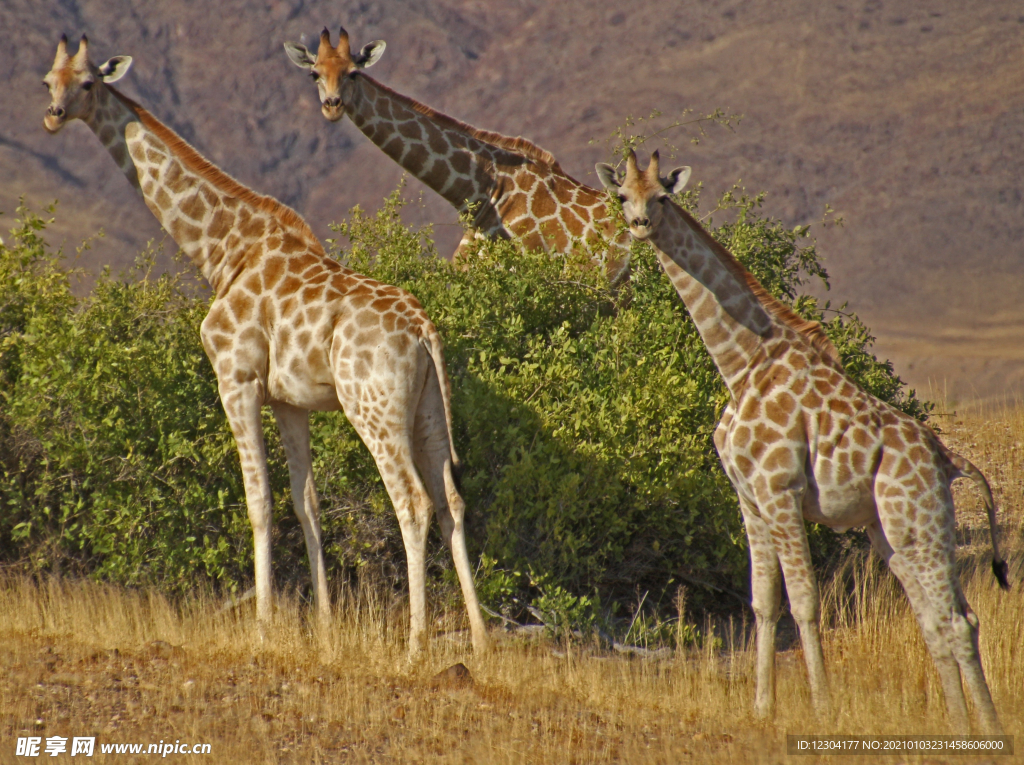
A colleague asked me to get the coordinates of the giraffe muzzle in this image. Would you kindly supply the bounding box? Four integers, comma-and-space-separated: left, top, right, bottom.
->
43, 106, 67, 134
321, 97, 345, 122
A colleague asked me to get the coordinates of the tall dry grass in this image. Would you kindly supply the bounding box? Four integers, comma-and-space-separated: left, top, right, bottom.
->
0, 404, 1021, 763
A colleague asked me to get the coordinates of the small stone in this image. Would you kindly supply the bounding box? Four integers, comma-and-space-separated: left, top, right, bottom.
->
148, 640, 185, 660
429, 662, 474, 690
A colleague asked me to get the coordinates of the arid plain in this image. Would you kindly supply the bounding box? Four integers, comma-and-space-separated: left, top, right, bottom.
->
1, 402, 1021, 762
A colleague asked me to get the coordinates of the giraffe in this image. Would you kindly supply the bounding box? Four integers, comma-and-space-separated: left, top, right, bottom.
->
42, 34, 489, 657
283, 27, 632, 281
597, 150, 1010, 733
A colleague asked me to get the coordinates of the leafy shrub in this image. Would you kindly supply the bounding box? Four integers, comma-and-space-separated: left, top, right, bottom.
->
0, 185, 928, 626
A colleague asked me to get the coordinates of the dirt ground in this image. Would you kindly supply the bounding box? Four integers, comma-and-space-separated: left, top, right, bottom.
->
0, 403, 1021, 764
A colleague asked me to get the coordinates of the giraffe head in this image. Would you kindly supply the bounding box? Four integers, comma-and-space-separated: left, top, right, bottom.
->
596, 150, 691, 240
283, 27, 386, 122
42, 34, 132, 134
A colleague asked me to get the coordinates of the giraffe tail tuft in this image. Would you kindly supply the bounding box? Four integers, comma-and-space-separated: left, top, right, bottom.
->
993, 558, 1011, 591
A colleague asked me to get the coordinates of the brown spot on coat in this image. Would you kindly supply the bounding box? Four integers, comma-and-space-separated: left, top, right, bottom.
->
207, 209, 233, 240
764, 446, 793, 471
450, 151, 471, 176
231, 293, 254, 323
397, 120, 423, 141
277, 275, 302, 296
280, 234, 304, 254
802, 390, 822, 409
883, 428, 904, 449
169, 218, 202, 243
732, 425, 752, 449
163, 161, 191, 194
357, 311, 380, 329
180, 192, 206, 221
302, 285, 324, 303
830, 399, 854, 417
404, 144, 429, 175
382, 136, 405, 160
735, 455, 755, 477
423, 160, 451, 190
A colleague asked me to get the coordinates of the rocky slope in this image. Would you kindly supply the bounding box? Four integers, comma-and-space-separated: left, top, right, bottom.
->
4, 0, 1023, 399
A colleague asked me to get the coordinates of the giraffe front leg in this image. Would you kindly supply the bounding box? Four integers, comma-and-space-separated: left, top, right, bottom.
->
740, 498, 782, 719
764, 487, 832, 718
220, 379, 275, 636
272, 402, 330, 634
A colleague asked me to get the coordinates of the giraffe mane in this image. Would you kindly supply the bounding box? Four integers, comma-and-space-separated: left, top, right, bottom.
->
108, 87, 325, 255
364, 75, 564, 172
670, 200, 842, 363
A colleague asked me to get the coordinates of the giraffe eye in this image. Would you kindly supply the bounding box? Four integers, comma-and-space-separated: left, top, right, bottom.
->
309, 71, 319, 81
82, 81, 94, 91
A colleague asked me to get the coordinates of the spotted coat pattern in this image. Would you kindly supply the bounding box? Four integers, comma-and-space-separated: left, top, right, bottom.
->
43, 35, 488, 656
286, 28, 632, 280
601, 151, 1006, 734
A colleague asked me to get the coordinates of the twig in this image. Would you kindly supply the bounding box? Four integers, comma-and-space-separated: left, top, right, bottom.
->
623, 590, 649, 644
218, 586, 256, 614
480, 603, 522, 628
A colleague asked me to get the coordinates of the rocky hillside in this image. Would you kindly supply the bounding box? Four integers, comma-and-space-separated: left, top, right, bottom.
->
4, 0, 1024, 399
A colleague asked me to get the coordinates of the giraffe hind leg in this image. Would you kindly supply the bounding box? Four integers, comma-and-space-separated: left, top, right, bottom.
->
867, 518, 968, 733
412, 363, 488, 653
335, 348, 439, 658
871, 483, 1001, 734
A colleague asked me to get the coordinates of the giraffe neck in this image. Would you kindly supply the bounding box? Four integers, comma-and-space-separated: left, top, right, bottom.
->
344, 74, 491, 217
649, 200, 776, 393
85, 86, 322, 295
82, 85, 144, 190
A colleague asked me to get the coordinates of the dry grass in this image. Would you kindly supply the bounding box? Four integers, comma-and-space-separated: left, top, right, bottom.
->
1, 406, 1022, 764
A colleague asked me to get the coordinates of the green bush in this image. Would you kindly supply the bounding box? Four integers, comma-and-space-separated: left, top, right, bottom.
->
0, 187, 928, 626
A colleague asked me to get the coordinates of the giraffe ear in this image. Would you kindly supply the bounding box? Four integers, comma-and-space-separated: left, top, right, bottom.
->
98, 56, 132, 83
283, 42, 315, 69
353, 40, 386, 69
595, 163, 621, 191
663, 166, 691, 195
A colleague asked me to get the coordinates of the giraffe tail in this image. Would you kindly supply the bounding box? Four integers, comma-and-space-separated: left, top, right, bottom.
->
422, 323, 462, 477
943, 446, 1010, 591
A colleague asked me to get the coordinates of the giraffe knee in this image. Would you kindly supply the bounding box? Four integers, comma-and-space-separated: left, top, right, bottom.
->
950, 608, 980, 649
789, 595, 820, 625
752, 602, 780, 624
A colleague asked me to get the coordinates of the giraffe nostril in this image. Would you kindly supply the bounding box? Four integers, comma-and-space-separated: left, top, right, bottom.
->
324, 97, 341, 109
47, 105, 65, 118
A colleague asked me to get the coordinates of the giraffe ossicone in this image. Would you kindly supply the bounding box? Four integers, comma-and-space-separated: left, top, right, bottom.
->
43, 34, 489, 657
284, 26, 633, 280
599, 149, 1009, 734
